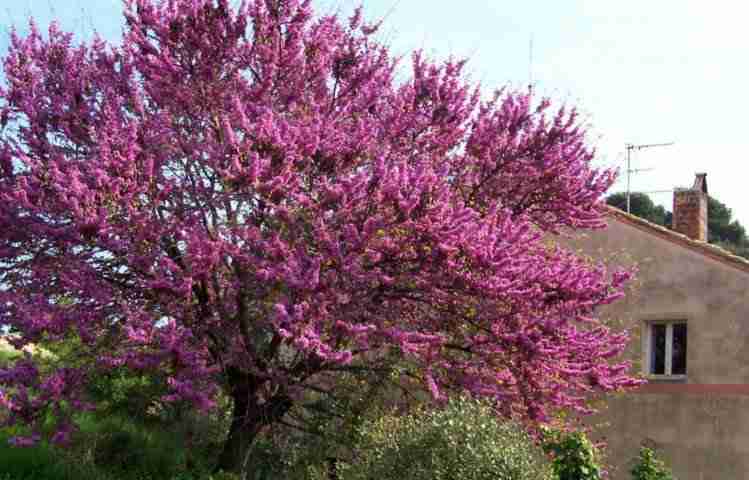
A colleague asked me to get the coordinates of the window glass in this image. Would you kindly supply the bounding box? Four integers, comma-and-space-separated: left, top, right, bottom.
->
651, 324, 667, 375
672, 323, 687, 375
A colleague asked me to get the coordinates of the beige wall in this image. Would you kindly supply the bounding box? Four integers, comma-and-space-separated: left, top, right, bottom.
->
570, 217, 749, 480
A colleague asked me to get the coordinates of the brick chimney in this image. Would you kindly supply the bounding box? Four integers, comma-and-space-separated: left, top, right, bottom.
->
672, 173, 708, 241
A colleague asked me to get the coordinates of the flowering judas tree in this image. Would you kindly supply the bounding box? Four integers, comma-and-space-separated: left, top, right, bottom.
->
0, 0, 639, 473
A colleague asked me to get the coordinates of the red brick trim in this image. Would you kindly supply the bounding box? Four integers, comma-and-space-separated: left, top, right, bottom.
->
635, 384, 749, 395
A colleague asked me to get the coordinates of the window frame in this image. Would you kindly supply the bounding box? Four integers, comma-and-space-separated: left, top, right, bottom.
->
643, 320, 688, 380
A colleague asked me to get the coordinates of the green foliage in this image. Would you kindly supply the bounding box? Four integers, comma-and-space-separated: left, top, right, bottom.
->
1, 397, 230, 480
68, 409, 235, 479
541, 427, 602, 480
714, 239, 749, 259
244, 360, 411, 479
0, 429, 108, 480
35, 335, 177, 425
337, 397, 554, 480
87, 368, 166, 422
630, 447, 674, 480
607, 191, 749, 259
0, 422, 240, 479
88, 420, 183, 478
205, 473, 240, 480
0, 347, 20, 367
707, 196, 747, 247
240, 437, 286, 480
0, 337, 31, 367
0, 335, 237, 479
606, 192, 670, 226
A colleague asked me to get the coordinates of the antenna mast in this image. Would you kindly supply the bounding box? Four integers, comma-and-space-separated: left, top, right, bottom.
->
625, 142, 675, 213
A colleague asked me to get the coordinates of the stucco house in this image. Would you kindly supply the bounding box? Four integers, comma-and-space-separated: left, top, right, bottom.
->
572, 173, 749, 479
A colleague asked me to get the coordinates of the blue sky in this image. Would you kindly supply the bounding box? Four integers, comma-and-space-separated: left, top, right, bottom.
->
3, 0, 748, 224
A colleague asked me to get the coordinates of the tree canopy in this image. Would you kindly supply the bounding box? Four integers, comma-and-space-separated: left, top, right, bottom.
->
606, 192, 749, 258
706, 196, 747, 246
605, 192, 669, 227
0, 0, 638, 474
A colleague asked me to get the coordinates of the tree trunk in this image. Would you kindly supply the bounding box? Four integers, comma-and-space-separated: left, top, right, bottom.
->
215, 371, 260, 475
326, 457, 339, 480
215, 370, 293, 477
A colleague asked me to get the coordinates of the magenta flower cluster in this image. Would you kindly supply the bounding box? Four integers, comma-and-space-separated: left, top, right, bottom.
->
0, 0, 640, 454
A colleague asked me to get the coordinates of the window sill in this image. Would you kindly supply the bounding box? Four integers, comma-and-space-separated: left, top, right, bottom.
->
645, 374, 687, 383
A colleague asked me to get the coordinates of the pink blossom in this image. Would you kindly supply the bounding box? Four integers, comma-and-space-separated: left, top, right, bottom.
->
0, 0, 640, 465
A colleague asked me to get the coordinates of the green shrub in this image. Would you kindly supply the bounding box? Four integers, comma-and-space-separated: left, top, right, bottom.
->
235, 363, 409, 480
336, 396, 554, 480
0, 336, 223, 479
0, 338, 30, 378
0, 429, 108, 480
87, 367, 166, 422
0, 348, 20, 367
70, 414, 216, 479
630, 447, 674, 480
0, 413, 227, 480
205, 473, 240, 480
541, 427, 603, 480
1, 337, 229, 479
0, 422, 240, 479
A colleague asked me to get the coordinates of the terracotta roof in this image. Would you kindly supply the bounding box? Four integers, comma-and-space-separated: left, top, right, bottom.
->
606, 205, 749, 275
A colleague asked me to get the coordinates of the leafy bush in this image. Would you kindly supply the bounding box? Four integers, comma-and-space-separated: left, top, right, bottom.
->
70, 414, 220, 479
236, 363, 409, 480
0, 422, 240, 479
0, 429, 108, 480
541, 427, 603, 480
0, 337, 37, 372
337, 397, 554, 480
0, 412, 231, 480
0, 347, 20, 367
630, 447, 674, 480
1, 338, 229, 479
87, 367, 167, 423
225, 437, 286, 480
2, 334, 231, 478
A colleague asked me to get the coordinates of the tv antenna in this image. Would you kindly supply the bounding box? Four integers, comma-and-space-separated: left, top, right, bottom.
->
625, 142, 675, 213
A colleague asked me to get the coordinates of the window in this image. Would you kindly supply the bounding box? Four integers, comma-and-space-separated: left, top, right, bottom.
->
647, 322, 687, 377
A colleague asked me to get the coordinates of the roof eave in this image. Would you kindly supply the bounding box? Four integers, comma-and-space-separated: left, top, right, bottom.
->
605, 205, 749, 275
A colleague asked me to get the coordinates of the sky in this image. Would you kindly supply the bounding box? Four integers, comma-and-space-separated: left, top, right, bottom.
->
2, 0, 748, 224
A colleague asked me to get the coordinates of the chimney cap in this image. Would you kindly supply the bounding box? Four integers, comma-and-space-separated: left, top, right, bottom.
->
693, 173, 708, 194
